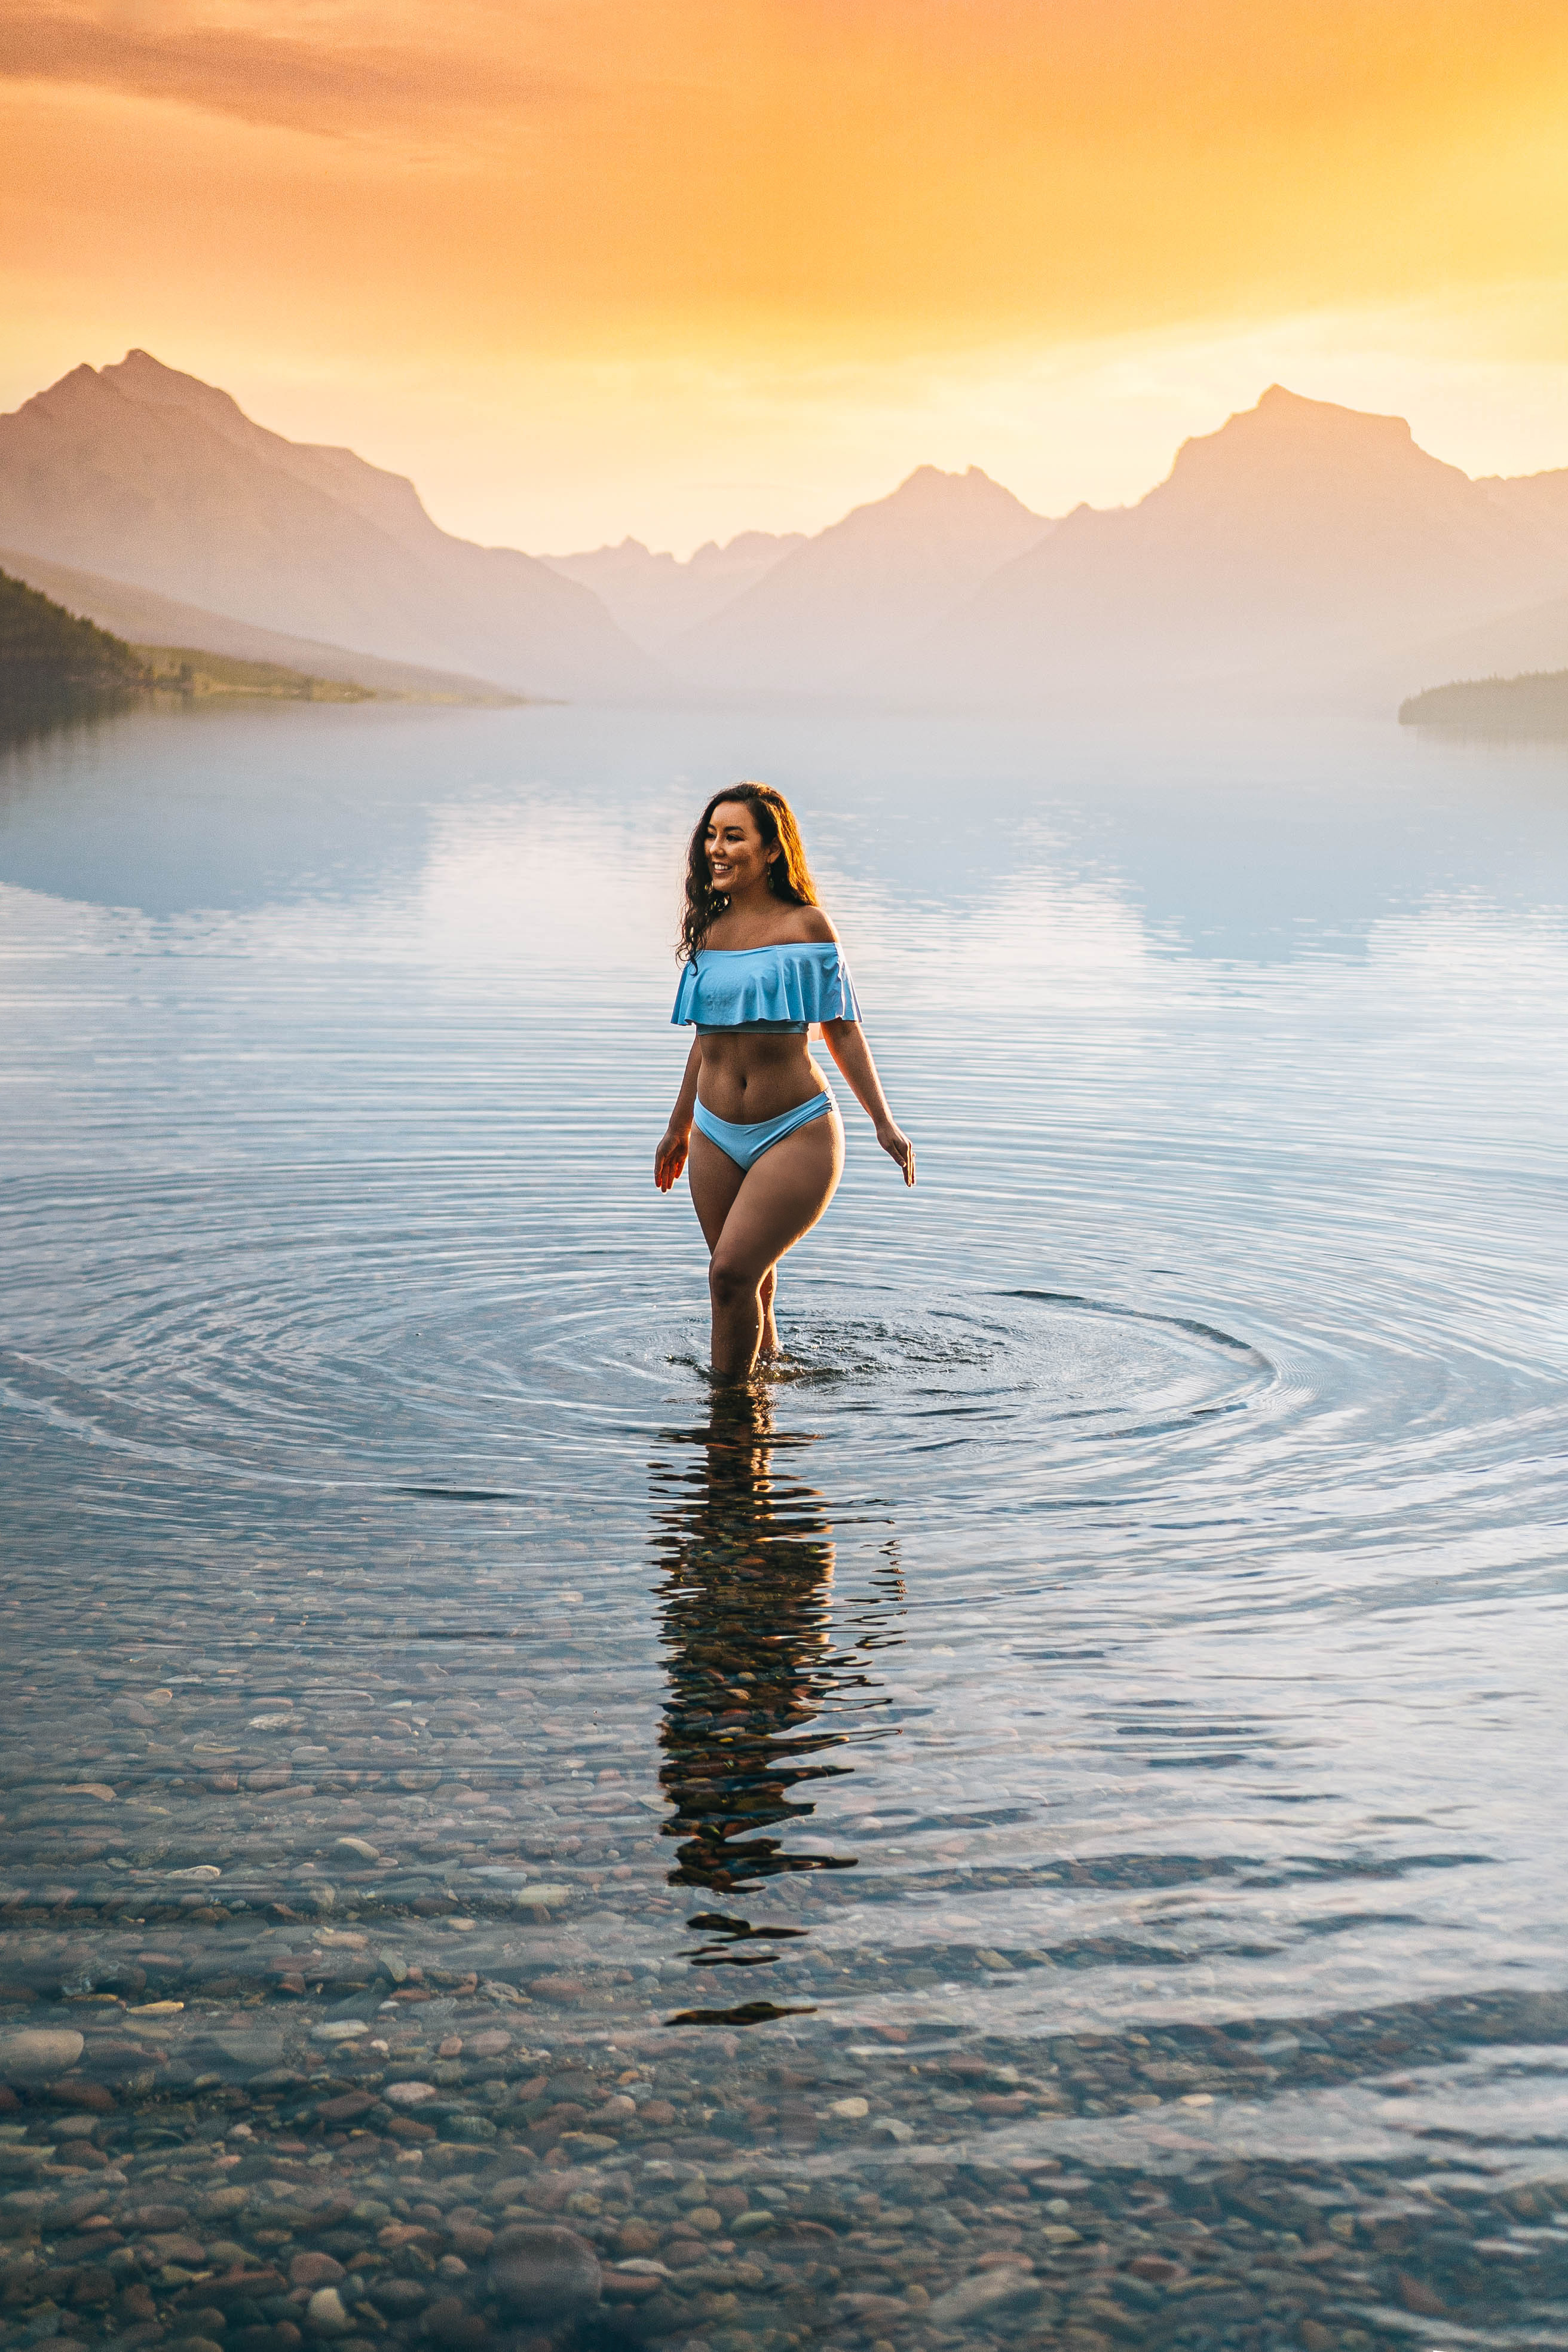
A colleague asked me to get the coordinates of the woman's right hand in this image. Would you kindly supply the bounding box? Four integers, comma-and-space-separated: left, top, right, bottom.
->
875, 1120, 916, 1186
654, 1126, 690, 1192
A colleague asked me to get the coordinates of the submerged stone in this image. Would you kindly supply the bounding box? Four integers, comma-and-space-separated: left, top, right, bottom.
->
488, 2222, 602, 2319
305, 2283, 349, 2335
927, 2265, 1039, 2324
0, 2029, 84, 2081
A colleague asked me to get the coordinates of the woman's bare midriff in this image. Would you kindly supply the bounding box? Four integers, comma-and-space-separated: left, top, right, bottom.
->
696, 1031, 830, 1125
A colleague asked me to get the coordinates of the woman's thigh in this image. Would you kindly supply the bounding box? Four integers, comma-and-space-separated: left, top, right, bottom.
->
688, 1127, 747, 1251
709, 1110, 844, 1283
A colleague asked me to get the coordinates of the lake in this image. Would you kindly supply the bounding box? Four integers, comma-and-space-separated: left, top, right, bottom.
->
1, 695, 1566, 2352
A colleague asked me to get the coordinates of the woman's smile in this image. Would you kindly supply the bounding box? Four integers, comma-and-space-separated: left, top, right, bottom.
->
704, 804, 778, 896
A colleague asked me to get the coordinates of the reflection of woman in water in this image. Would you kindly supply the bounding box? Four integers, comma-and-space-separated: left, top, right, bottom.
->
651, 1385, 850, 1910
654, 783, 914, 1380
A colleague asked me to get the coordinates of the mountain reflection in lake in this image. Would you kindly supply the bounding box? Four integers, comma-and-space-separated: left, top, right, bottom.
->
2, 697, 1568, 2352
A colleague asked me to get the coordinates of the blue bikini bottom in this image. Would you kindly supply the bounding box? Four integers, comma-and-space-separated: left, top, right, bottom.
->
693, 1088, 834, 1173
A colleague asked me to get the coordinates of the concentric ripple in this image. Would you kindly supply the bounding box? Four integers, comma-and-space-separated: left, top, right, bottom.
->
0, 1187, 1280, 1503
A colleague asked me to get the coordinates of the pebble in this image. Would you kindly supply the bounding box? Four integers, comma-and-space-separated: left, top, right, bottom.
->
0, 2029, 84, 2080
292, 2252, 347, 2287
928, 2264, 1039, 2323
488, 2222, 602, 2318
305, 2284, 350, 2335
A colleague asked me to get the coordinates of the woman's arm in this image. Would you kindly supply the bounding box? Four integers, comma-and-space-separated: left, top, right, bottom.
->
655, 1038, 703, 1191
821, 1020, 915, 1186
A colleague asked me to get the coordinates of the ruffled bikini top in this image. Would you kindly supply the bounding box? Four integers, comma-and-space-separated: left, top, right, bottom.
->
672, 941, 861, 1035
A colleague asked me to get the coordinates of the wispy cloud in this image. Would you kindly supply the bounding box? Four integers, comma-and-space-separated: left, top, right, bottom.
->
0, 4, 559, 137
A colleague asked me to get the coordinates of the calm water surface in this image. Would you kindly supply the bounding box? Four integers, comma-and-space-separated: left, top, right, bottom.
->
1, 699, 1566, 2352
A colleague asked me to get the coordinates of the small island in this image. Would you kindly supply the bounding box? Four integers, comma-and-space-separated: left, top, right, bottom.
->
1399, 669, 1568, 736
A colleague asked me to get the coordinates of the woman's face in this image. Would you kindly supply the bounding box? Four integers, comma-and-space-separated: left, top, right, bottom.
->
705, 801, 778, 896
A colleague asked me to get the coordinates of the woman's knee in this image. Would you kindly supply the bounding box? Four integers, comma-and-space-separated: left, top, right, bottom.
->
709, 1252, 759, 1309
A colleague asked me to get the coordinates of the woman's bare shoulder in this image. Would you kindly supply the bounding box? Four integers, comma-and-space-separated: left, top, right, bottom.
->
707, 903, 840, 948
791, 904, 839, 943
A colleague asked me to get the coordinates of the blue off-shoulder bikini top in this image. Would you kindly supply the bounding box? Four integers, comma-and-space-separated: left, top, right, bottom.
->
671, 941, 861, 1035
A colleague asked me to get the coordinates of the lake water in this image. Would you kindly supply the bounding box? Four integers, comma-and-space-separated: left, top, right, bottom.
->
1, 696, 1566, 2352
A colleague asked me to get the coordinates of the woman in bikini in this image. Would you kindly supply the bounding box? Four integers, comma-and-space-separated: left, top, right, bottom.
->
654, 782, 915, 1380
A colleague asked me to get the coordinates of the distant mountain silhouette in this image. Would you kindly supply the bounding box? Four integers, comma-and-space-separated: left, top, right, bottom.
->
1361, 466, 1568, 699
0, 547, 518, 703
541, 531, 805, 653
0, 353, 655, 700
877, 389, 1568, 700
1382, 586, 1568, 706
668, 466, 1053, 693
1476, 465, 1568, 534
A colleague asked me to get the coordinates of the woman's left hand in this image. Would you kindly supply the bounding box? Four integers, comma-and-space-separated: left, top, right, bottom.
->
876, 1122, 916, 1186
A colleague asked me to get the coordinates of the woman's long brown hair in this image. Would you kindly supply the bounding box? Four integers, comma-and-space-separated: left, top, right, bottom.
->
679, 783, 819, 960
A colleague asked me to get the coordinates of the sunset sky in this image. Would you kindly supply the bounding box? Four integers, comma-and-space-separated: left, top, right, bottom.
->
5, 0, 1568, 552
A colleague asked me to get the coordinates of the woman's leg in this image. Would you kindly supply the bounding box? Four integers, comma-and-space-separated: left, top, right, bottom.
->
689, 1130, 783, 1362
706, 1111, 844, 1379
690, 1135, 777, 1353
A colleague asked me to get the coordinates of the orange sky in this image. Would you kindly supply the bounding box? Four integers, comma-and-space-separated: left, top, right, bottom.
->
5, 0, 1568, 550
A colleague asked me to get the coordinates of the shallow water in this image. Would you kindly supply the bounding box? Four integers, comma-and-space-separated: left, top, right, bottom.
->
1, 697, 1566, 2352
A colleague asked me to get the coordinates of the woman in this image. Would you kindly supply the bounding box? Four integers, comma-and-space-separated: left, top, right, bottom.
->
655, 782, 914, 1380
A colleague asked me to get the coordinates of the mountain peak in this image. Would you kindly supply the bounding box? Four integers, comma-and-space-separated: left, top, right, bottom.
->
1159, 383, 1441, 509
896, 461, 1003, 491
1251, 382, 1414, 443
874, 462, 1045, 524
20, 362, 116, 419
103, 349, 254, 434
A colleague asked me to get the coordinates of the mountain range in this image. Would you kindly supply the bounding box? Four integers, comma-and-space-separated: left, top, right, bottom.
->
4, 353, 1568, 708
541, 531, 806, 652
880, 387, 1568, 701
663, 466, 1052, 693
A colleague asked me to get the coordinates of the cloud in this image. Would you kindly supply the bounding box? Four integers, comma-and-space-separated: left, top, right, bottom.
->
0, 3, 559, 137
